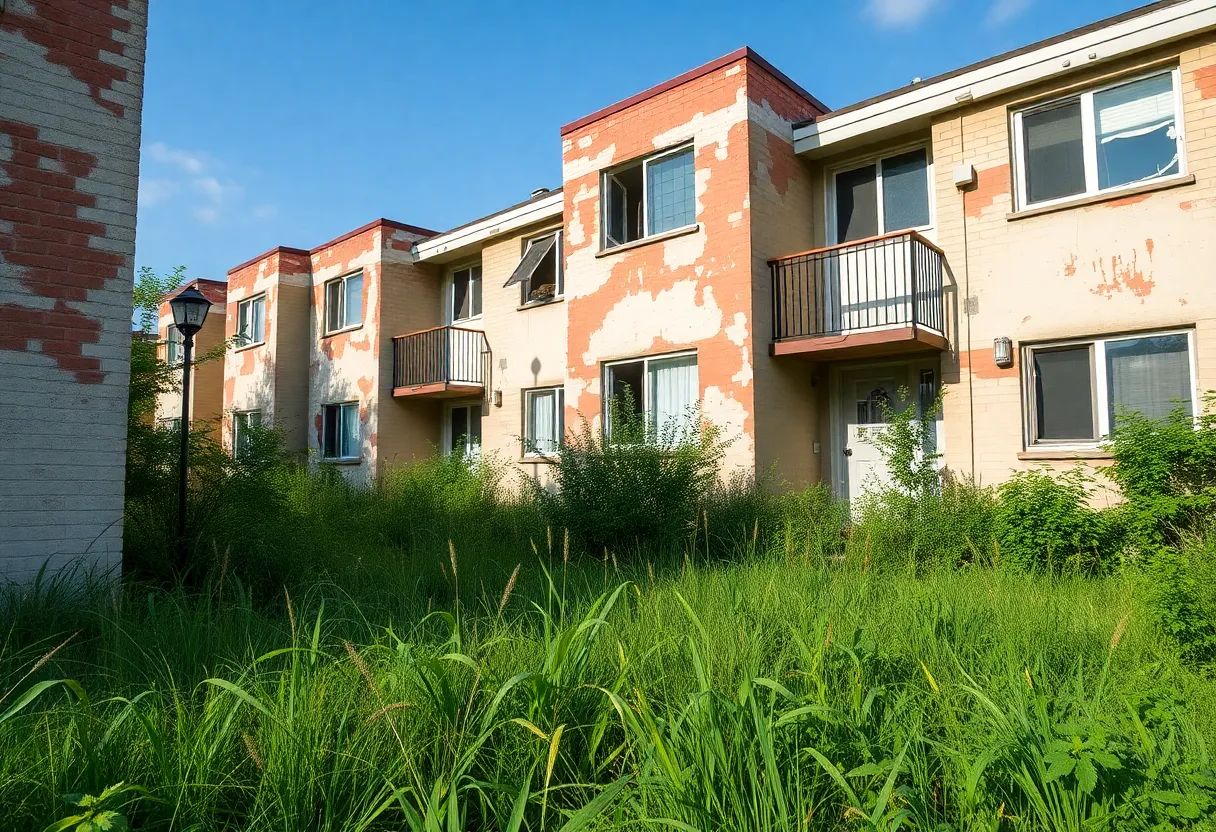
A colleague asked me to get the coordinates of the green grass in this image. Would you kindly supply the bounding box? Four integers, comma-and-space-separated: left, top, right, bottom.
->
3, 541, 1214, 831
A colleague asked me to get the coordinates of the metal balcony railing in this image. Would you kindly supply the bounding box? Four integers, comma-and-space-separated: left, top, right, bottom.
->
770, 230, 946, 342
392, 325, 491, 393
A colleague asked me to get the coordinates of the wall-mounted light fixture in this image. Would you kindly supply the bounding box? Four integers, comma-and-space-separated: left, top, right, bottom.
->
492, 389, 503, 407
993, 336, 1014, 369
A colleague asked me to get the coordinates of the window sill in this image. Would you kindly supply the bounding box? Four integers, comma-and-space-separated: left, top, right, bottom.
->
517, 297, 564, 312
1007, 174, 1195, 221
322, 456, 364, 466
1017, 448, 1113, 461
595, 224, 700, 258
322, 323, 364, 339
519, 456, 557, 464
233, 340, 266, 353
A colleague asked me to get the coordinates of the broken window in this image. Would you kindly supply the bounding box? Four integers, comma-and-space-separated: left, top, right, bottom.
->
324, 271, 363, 333
602, 145, 695, 249
505, 230, 562, 306
1014, 68, 1183, 208
237, 294, 265, 346
322, 401, 360, 460
451, 264, 482, 321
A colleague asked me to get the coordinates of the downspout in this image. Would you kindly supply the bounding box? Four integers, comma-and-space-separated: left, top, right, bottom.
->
958, 110, 977, 482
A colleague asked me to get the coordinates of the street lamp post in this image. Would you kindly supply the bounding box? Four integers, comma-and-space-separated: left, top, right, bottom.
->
168, 286, 212, 564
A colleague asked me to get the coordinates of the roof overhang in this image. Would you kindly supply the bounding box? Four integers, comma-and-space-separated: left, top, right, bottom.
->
794, 0, 1216, 157
414, 190, 564, 263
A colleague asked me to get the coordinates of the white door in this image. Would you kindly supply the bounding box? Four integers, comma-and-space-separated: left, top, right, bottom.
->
843, 376, 899, 502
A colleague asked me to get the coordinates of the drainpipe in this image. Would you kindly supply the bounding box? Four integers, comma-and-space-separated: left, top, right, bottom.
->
957, 111, 977, 482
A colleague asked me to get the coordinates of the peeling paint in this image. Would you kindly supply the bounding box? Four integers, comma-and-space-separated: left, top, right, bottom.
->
964, 164, 1010, 218
1063, 253, 1077, 276
1091, 250, 1155, 300
1193, 63, 1216, 99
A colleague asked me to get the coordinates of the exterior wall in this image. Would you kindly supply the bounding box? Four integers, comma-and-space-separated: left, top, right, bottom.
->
0, 0, 148, 581
560, 55, 824, 481
155, 280, 227, 431
929, 34, 1216, 488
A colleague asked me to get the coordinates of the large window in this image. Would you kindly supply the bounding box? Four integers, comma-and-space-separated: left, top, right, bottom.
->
506, 230, 563, 306
603, 352, 698, 441
602, 145, 695, 249
325, 271, 363, 333
450, 264, 482, 321
833, 147, 931, 243
1024, 330, 1194, 447
232, 410, 262, 457
237, 295, 265, 346
524, 387, 564, 457
322, 401, 360, 460
166, 326, 184, 363
449, 403, 482, 457
1013, 68, 1184, 209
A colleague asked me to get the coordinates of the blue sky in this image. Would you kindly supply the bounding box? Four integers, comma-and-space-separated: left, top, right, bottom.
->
135, 0, 1140, 282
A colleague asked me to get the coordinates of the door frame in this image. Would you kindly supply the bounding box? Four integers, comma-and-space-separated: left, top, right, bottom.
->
826, 355, 943, 500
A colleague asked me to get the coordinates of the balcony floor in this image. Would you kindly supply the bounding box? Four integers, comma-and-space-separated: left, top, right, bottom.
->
770, 325, 948, 362
392, 381, 484, 399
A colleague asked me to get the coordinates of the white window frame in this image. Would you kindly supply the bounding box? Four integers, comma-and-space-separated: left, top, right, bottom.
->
444, 401, 483, 458
160, 417, 181, 432
448, 262, 483, 323
324, 271, 363, 335
237, 294, 266, 347
232, 409, 262, 457
519, 229, 564, 306
321, 401, 360, 461
601, 143, 696, 250
523, 387, 564, 458
166, 325, 184, 363
1012, 66, 1187, 212
1022, 327, 1197, 450
601, 350, 698, 441
825, 141, 935, 245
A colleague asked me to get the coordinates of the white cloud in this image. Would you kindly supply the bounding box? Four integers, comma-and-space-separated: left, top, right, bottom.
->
867, 0, 940, 27
140, 140, 263, 224
193, 206, 219, 223
193, 175, 243, 204
986, 0, 1030, 26
252, 204, 277, 220
138, 177, 176, 206
146, 141, 205, 175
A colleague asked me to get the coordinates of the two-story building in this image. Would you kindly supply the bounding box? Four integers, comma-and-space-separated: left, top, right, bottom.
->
156, 278, 227, 433
173, 0, 1216, 500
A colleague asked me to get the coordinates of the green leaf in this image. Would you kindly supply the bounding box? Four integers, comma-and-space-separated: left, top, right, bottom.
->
1151, 791, 1185, 805
1090, 750, 1122, 770
556, 774, 630, 832
1075, 757, 1098, 794
1045, 754, 1076, 783
846, 762, 886, 778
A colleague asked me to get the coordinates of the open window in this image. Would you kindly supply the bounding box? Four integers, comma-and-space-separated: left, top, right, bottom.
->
450, 264, 482, 322
237, 294, 266, 346
505, 230, 563, 306
523, 387, 564, 457
322, 401, 360, 460
602, 144, 695, 249
448, 403, 482, 457
603, 352, 698, 443
324, 271, 363, 334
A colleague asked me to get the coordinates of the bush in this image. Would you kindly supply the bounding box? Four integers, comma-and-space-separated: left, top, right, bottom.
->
993, 468, 1118, 575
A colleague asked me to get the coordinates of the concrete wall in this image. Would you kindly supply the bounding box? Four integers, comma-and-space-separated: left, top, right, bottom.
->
0, 0, 148, 581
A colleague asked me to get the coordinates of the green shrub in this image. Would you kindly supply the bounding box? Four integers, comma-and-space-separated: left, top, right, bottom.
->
993, 468, 1118, 575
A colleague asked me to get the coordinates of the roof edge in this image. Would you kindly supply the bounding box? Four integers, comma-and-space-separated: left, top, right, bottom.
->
309, 217, 437, 255
227, 245, 311, 276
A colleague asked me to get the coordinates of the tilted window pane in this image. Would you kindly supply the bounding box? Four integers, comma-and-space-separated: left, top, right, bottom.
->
323, 406, 339, 458
344, 274, 363, 328
326, 282, 343, 332
646, 148, 695, 235
452, 271, 470, 320
1106, 333, 1192, 426
835, 164, 879, 243
1024, 102, 1086, 204
1095, 73, 1178, 190
1034, 346, 1095, 441
882, 149, 930, 231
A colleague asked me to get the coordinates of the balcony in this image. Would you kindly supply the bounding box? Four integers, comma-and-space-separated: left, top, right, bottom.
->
769, 230, 949, 360
392, 325, 492, 398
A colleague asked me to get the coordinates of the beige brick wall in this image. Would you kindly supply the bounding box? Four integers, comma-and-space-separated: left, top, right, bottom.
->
155, 307, 226, 433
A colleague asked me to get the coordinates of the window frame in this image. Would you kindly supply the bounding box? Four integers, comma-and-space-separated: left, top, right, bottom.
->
444, 401, 483, 458
448, 261, 483, 323
825, 141, 935, 245
601, 143, 696, 250
323, 270, 364, 335
321, 401, 361, 461
236, 293, 266, 347
232, 409, 262, 457
166, 325, 184, 363
1011, 66, 1187, 212
522, 386, 564, 458
601, 349, 699, 442
518, 228, 564, 307
1021, 327, 1197, 450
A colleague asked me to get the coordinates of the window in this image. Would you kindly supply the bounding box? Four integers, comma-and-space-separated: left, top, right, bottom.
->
602, 145, 695, 249
1024, 330, 1194, 447
325, 271, 363, 333
449, 404, 482, 456
833, 147, 931, 243
322, 401, 360, 460
237, 295, 265, 346
524, 388, 563, 457
233, 410, 262, 457
450, 264, 482, 321
506, 230, 563, 305
1013, 68, 1184, 209
603, 352, 698, 441
160, 417, 181, 432
166, 326, 184, 363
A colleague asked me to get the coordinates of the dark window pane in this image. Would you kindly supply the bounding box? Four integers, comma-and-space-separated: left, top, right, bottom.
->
836, 164, 879, 243
450, 406, 466, 453
452, 270, 470, 320
323, 405, 339, 458
1024, 102, 1086, 204
1034, 346, 1095, 441
1106, 333, 1192, 426
882, 149, 930, 231
469, 405, 482, 445
610, 361, 645, 416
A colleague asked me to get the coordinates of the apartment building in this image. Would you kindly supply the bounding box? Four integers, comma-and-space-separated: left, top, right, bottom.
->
156, 279, 227, 432
1, 0, 149, 581
198, 0, 1216, 501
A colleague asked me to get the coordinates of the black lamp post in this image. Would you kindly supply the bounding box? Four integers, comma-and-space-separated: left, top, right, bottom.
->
168, 285, 212, 562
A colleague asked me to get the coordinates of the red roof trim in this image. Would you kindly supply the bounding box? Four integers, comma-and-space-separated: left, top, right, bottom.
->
308, 217, 437, 255
227, 246, 310, 276
165, 278, 228, 307
559, 47, 828, 136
